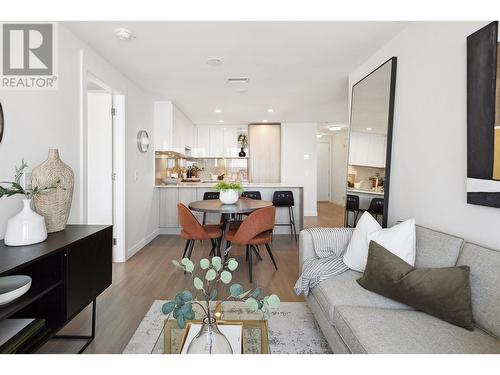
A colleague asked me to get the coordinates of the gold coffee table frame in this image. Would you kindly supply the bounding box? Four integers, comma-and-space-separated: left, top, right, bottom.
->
163, 319, 270, 354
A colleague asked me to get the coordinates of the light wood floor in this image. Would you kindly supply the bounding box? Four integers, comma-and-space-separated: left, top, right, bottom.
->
304, 202, 345, 228
38, 202, 344, 354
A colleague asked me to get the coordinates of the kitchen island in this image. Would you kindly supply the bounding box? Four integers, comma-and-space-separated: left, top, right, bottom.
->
156, 183, 303, 234
347, 187, 384, 210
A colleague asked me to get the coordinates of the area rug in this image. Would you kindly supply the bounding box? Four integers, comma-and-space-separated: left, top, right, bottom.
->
123, 300, 332, 354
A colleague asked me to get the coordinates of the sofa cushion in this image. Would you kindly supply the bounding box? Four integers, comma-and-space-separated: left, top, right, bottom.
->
415, 226, 463, 268
456, 242, 500, 339
311, 270, 411, 324
358, 241, 474, 330
333, 306, 500, 354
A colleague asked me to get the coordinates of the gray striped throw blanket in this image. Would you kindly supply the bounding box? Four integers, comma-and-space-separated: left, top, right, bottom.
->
294, 227, 352, 296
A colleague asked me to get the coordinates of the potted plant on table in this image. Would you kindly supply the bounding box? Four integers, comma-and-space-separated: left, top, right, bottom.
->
162, 256, 280, 354
0, 159, 60, 246
214, 181, 243, 204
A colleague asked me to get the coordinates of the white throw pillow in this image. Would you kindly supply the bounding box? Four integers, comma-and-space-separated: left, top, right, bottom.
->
342, 212, 381, 272
367, 218, 416, 266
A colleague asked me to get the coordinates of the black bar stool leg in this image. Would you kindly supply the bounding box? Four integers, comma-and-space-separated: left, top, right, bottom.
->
290, 207, 298, 241
265, 243, 278, 270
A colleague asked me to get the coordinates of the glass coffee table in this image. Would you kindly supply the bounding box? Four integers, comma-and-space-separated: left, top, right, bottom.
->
151, 303, 270, 354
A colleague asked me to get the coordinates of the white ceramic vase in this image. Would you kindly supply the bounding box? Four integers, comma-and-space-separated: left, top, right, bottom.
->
4, 199, 48, 246
219, 190, 239, 204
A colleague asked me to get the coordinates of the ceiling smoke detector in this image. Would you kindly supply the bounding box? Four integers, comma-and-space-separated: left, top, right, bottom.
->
226, 77, 249, 84
114, 28, 135, 41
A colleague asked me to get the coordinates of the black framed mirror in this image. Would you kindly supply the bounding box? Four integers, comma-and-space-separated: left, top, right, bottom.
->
0, 102, 4, 144
344, 57, 397, 228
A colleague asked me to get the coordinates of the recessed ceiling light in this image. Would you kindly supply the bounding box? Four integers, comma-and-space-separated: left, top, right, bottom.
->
218, 120, 224, 123
267, 109, 274, 113
329, 126, 341, 131
215, 109, 222, 113
316, 134, 323, 138
114, 28, 135, 41
366, 127, 373, 131
207, 58, 223, 67
262, 120, 268, 123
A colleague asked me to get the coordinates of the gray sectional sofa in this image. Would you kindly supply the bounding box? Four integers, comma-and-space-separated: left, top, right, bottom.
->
299, 225, 500, 354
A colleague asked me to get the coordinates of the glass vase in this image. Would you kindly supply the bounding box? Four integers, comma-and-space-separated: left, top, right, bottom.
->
186, 317, 233, 354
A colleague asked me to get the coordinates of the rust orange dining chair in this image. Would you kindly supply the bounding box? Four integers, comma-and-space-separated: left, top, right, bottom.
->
224, 206, 277, 283
178, 203, 222, 258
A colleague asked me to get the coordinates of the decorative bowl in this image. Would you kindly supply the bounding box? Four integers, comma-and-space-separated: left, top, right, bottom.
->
0, 275, 32, 305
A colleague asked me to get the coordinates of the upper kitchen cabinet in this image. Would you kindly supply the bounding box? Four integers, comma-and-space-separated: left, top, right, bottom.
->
348, 131, 386, 168
194, 125, 248, 157
154, 101, 195, 153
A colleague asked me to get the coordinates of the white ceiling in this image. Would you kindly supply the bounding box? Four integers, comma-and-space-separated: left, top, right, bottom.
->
65, 21, 408, 125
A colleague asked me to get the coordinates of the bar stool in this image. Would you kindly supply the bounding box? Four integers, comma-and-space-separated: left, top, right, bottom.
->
238, 191, 262, 221
202, 191, 220, 225
345, 194, 360, 227
178, 203, 222, 258
224, 206, 277, 283
272, 191, 297, 241
241, 191, 262, 200
368, 198, 384, 223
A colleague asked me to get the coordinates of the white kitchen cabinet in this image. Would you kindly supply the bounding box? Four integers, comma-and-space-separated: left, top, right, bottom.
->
209, 127, 224, 157
194, 125, 247, 157
154, 101, 195, 152
223, 127, 240, 157
194, 126, 211, 156
349, 131, 386, 168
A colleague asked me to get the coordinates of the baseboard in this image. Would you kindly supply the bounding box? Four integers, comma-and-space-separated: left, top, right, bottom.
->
127, 228, 160, 260
158, 227, 181, 235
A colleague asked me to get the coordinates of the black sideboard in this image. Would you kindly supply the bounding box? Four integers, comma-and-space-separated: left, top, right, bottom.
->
0, 225, 112, 353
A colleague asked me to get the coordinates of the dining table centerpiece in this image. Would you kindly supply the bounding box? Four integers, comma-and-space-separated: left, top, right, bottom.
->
214, 181, 243, 205
162, 256, 280, 354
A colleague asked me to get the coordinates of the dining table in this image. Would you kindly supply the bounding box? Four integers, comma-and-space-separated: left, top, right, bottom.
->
188, 198, 273, 258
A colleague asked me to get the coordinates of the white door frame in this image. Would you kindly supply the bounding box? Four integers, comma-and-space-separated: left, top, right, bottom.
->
317, 138, 332, 202
83, 72, 126, 262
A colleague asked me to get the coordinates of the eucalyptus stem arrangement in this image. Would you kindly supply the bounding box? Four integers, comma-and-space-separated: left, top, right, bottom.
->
162, 256, 280, 328
0, 159, 60, 199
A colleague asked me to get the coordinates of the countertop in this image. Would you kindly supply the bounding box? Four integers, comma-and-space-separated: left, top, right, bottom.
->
155, 182, 304, 188
347, 188, 384, 196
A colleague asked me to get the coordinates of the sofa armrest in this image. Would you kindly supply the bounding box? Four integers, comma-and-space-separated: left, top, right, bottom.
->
299, 228, 354, 271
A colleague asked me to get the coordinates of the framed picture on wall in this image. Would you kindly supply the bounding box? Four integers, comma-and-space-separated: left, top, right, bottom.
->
467, 21, 500, 208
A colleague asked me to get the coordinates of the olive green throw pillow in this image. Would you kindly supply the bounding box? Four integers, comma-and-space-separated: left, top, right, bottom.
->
357, 241, 474, 330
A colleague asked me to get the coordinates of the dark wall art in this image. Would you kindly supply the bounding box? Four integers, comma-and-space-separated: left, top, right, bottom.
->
467, 21, 500, 208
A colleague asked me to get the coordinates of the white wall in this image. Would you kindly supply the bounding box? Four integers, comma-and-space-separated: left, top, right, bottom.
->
349, 21, 500, 250
281, 123, 317, 216
0, 24, 158, 260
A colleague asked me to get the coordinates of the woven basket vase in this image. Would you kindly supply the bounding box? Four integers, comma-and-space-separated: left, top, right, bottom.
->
32, 149, 74, 233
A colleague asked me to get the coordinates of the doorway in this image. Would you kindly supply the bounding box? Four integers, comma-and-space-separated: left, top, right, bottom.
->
317, 141, 331, 201
85, 74, 126, 262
